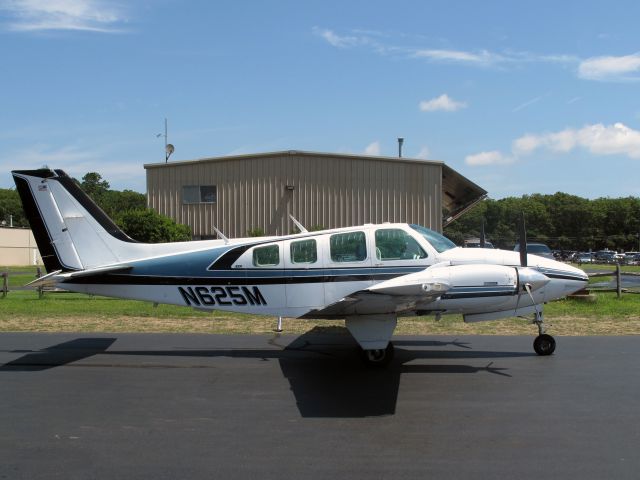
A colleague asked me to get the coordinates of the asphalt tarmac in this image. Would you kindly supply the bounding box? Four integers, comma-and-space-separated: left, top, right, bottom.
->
1, 330, 639, 480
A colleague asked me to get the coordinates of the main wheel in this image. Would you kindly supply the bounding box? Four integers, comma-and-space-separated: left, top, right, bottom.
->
533, 334, 556, 356
360, 342, 395, 368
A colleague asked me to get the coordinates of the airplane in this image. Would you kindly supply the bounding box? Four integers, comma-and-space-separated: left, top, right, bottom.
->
12, 168, 589, 367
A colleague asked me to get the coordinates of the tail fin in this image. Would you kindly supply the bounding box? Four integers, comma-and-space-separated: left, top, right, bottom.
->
12, 169, 138, 273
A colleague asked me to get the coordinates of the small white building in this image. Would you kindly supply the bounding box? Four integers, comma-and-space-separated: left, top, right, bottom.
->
0, 227, 42, 267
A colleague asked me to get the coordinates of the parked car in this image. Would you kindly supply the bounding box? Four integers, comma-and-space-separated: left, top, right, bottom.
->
513, 243, 554, 260
625, 252, 640, 265
594, 250, 617, 264
574, 252, 594, 264
464, 238, 495, 248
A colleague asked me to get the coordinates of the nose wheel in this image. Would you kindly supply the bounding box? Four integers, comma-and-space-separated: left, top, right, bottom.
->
533, 333, 556, 356
532, 310, 555, 356
524, 283, 556, 356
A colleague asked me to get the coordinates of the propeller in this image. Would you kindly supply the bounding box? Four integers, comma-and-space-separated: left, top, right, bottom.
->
518, 212, 528, 267
479, 218, 486, 248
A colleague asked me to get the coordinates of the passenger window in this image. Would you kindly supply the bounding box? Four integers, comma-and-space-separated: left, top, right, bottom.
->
375, 229, 427, 261
253, 245, 280, 267
330, 231, 367, 262
290, 239, 317, 264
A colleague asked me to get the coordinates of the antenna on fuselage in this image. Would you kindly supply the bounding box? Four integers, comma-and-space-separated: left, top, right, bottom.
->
289, 214, 308, 233
213, 226, 229, 244
480, 218, 486, 248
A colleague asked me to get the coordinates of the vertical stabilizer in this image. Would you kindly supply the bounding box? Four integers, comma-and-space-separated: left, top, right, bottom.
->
12, 169, 137, 272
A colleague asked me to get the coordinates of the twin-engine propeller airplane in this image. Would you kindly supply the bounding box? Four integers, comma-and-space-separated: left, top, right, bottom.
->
13, 168, 589, 367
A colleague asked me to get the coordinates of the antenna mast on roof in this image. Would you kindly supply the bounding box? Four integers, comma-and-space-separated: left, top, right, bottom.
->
156, 118, 175, 163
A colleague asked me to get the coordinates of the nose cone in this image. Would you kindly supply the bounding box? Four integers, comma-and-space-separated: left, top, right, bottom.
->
566, 263, 590, 283
518, 267, 551, 291
534, 259, 589, 300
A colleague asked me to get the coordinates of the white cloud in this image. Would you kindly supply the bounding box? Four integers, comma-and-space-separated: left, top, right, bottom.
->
513, 123, 640, 158
312, 27, 366, 48
364, 141, 381, 156
416, 146, 430, 159
413, 49, 501, 66
512, 134, 541, 155
314, 28, 580, 72
465, 150, 513, 166
578, 53, 640, 81
1, 0, 127, 33
0, 144, 143, 187
419, 94, 467, 112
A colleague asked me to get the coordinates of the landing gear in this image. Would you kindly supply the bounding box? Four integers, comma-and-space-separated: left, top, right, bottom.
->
533, 334, 556, 356
523, 283, 556, 356
532, 309, 555, 356
360, 342, 395, 368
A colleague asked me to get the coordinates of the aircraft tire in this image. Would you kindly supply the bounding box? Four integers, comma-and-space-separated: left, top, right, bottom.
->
533, 334, 556, 356
360, 342, 395, 368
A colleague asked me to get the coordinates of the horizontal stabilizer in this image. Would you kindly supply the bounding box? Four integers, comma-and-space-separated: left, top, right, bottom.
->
26, 264, 132, 288
25, 270, 63, 287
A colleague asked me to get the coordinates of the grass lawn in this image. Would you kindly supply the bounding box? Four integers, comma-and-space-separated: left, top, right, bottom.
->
1, 289, 638, 336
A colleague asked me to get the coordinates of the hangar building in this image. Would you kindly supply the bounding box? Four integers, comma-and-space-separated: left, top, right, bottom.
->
144, 150, 486, 239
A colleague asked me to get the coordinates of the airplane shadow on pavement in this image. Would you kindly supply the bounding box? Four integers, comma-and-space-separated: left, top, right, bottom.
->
1, 327, 532, 417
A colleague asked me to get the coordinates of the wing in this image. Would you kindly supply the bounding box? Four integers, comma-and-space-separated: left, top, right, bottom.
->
301, 275, 450, 318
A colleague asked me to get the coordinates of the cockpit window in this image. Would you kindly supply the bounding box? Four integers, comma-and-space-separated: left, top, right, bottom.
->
253, 245, 280, 267
330, 231, 367, 262
409, 224, 457, 253
375, 229, 427, 260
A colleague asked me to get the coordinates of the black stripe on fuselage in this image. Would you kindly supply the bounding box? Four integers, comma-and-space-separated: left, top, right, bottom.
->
544, 273, 589, 282
508, 265, 589, 283
61, 271, 407, 285
441, 290, 516, 300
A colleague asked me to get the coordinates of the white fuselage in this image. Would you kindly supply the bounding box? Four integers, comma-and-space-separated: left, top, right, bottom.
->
61, 223, 588, 320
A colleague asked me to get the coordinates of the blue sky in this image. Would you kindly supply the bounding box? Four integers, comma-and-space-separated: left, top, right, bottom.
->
1, 0, 639, 198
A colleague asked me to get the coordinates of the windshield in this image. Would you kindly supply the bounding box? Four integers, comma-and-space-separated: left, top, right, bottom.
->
409, 224, 457, 253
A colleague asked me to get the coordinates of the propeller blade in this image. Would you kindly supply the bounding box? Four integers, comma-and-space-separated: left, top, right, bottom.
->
519, 212, 528, 267
480, 218, 486, 248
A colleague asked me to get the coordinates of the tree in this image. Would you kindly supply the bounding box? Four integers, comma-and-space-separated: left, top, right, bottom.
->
80, 172, 110, 203
100, 189, 147, 219
444, 193, 640, 252
116, 209, 192, 243
75, 171, 192, 243
0, 188, 28, 227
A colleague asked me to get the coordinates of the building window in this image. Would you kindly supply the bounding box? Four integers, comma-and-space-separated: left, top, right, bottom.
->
330, 231, 367, 262
290, 239, 317, 264
253, 245, 280, 267
375, 229, 427, 261
182, 185, 217, 204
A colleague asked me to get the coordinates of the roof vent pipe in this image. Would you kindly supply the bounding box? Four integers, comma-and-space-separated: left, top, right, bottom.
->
398, 137, 404, 158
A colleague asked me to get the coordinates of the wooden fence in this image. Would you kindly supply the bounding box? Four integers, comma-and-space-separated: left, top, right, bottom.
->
588, 265, 640, 297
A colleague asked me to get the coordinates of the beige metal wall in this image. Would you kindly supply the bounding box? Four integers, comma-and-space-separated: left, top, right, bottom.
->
0, 227, 42, 266
146, 152, 443, 239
